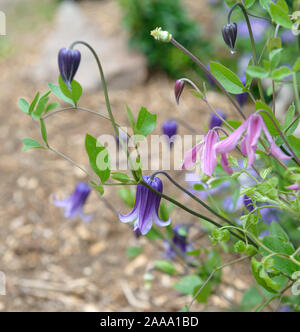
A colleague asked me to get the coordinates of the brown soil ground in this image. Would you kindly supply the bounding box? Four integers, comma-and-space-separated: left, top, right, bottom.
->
0, 0, 257, 312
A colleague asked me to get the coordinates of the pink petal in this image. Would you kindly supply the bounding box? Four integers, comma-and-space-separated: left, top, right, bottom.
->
215, 119, 249, 154
221, 153, 233, 175
245, 115, 263, 166
202, 131, 218, 176
285, 184, 299, 190
181, 142, 203, 169
261, 117, 291, 161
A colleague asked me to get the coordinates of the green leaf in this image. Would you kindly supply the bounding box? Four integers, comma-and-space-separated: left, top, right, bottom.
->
260, 0, 271, 10
154, 260, 176, 275
193, 282, 212, 303
276, 0, 289, 13
269, 48, 282, 70
245, 0, 256, 9
270, 2, 292, 29
48, 83, 75, 106
286, 135, 300, 159
173, 275, 203, 295
85, 134, 110, 183
210, 61, 245, 94
111, 172, 134, 184
255, 100, 281, 136
89, 181, 104, 196
118, 187, 135, 208
293, 58, 300, 72
59, 76, 82, 106
246, 66, 269, 79
45, 102, 59, 113
269, 222, 289, 242
136, 106, 157, 136
126, 246, 142, 260
32, 91, 51, 118
22, 138, 45, 151
241, 287, 263, 311
251, 258, 280, 293
18, 98, 29, 114
271, 66, 292, 81
284, 104, 299, 136
40, 119, 48, 146
28, 92, 40, 115
126, 105, 136, 131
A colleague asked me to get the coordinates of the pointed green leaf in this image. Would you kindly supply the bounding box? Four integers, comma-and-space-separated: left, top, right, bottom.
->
22, 138, 45, 151
18, 98, 29, 114
210, 61, 245, 94
136, 106, 157, 136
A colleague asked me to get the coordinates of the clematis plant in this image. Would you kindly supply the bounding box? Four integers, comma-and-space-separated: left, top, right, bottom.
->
19, 0, 300, 312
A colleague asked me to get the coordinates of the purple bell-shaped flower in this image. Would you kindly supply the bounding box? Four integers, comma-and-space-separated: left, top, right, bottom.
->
118, 175, 171, 235
58, 47, 81, 87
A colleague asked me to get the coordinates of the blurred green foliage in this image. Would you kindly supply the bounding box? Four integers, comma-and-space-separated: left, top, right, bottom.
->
118, 0, 213, 77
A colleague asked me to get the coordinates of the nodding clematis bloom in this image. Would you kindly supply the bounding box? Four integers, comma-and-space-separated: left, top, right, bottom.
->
243, 195, 280, 224
174, 80, 185, 104
162, 119, 178, 142
214, 114, 291, 167
286, 183, 300, 191
243, 195, 255, 212
182, 130, 232, 177
118, 175, 170, 235
222, 22, 238, 53
58, 48, 81, 88
164, 225, 192, 260
53, 182, 93, 222
209, 110, 226, 129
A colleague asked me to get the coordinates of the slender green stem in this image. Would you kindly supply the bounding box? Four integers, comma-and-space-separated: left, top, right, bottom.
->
170, 38, 246, 120
292, 72, 300, 114
141, 180, 248, 244
69, 41, 139, 181
228, 3, 265, 102
48, 146, 97, 182
188, 255, 251, 311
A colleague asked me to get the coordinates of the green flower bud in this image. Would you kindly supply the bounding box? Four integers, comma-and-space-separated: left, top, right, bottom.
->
150, 27, 172, 42
234, 240, 246, 254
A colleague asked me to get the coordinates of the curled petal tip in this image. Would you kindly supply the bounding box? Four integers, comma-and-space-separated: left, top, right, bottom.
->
174, 79, 185, 105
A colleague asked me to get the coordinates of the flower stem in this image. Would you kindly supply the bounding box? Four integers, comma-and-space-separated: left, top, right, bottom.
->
170, 38, 246, 120
292, 72, 300, 114
141, 180, 250, 245
69, 41, 139, 181
228, 3, 265, 102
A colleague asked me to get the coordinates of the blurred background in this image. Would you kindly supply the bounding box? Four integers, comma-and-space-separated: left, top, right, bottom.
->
0, 0, 298, 312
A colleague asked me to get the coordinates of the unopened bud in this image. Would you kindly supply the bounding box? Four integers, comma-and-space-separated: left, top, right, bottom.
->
150, 27, 172, 42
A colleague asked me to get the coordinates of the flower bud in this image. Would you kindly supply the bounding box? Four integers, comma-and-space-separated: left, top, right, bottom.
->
58, 48, 81, 87
174, 79, 185, 104
150, 27, 172, 42
162, 120, 178, 140
222, 23, 238, 53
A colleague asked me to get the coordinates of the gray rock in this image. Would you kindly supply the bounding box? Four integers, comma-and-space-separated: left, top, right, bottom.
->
29, 1, 147, 91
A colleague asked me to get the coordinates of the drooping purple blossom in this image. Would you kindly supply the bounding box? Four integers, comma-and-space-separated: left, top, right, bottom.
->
209, 110, 226, 129
235, 76, 248, 107
53, 182, 92, 222
164, 225, 192, 260
237, 18, 269, 43
118, 175, 170, 235
214, 114, 291, 167
244, 195, 255, 212
58, 48, 81, 87
222, 23, 238, 52
162, 120, 178, 145
174, 80, 185, 105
